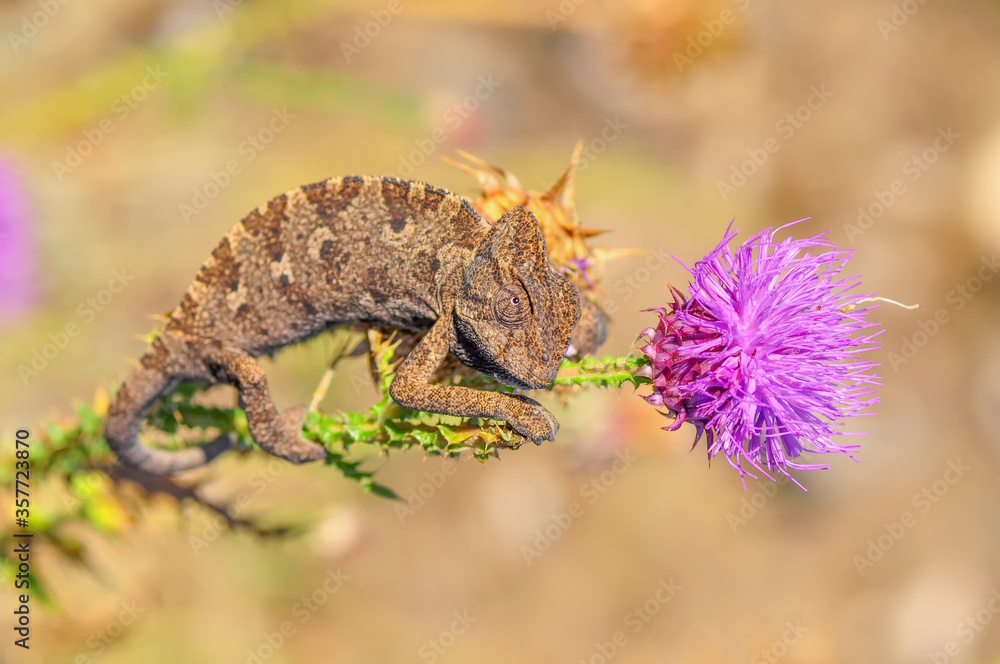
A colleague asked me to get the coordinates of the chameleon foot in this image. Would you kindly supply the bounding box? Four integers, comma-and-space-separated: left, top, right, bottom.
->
505, 395, 560, 445
271, 406, 327, 464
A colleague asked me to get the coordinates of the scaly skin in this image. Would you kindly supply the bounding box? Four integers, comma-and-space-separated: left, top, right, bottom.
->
104, 175, 607, 475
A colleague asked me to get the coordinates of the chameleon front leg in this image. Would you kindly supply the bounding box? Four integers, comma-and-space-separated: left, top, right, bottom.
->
205, 348, 327, 464
389, 314, 560, 444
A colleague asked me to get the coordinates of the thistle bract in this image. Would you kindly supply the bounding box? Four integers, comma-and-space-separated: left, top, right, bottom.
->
637, 222, 882, 487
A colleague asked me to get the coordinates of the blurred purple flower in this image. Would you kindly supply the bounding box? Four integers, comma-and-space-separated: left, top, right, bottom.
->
637, 222, 882, 488
569, 256, 597, 290
0, 154, 37, 325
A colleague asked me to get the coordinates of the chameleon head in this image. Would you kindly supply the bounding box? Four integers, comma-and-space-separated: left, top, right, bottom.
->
452, 206, 582, 390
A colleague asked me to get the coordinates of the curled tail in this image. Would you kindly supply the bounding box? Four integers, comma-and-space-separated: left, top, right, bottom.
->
104, 334, 233, 476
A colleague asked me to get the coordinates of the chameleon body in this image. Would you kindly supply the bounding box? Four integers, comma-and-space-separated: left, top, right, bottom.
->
105, 175, 606, 475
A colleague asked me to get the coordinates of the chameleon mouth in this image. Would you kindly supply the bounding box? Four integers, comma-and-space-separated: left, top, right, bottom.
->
456, 334, 553, 390
499, 355, 561, 390
484, 361, 551, 391
510, 372, 551, 391
451, 313, 561, 390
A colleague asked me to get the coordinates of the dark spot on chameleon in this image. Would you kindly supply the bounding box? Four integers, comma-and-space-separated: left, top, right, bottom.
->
430, 257, 441, 273
381, 178, 412, 233
279, 274, 290, 287
390, 215, 407, 233
303, 180, 334, 216
328, 176, 365, 213
320, 239, 335, 260
242, 210, 266, 236
200, 238, 242, 291
244, 192, 287, 241
304, 177, 363, 219
326, 250, 352, 285
372, 290, 390, 305
301, 300, 318, 316
268, 193, 288, 217
381, 176, 408, 196
421, 184, 447, 211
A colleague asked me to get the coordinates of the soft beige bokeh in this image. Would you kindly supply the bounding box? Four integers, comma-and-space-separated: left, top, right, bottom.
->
2, 0, 999, 662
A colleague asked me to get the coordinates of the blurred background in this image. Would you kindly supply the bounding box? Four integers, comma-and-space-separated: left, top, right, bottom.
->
2, 0, 1000, 662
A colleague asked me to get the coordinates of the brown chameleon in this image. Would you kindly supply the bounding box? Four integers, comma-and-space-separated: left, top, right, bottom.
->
104, 175, 607, 475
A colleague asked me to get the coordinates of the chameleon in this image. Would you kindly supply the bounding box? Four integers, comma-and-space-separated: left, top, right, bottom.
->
104, 175, 607, 476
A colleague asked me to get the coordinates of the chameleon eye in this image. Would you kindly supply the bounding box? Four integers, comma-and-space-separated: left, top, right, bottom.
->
493, 286, 530, 327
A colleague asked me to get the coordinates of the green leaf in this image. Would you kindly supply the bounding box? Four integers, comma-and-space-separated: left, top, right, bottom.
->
362, 481, 399, 500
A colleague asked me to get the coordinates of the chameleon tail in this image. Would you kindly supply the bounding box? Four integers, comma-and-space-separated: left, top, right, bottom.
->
104, 335, 233, 475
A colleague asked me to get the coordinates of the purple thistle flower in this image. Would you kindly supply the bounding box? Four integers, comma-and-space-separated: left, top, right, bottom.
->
0, 153, 38, 326
636, 221, 882, 488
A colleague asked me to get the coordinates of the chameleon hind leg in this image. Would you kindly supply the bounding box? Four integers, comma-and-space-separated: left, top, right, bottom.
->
205, 348, 327, 464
